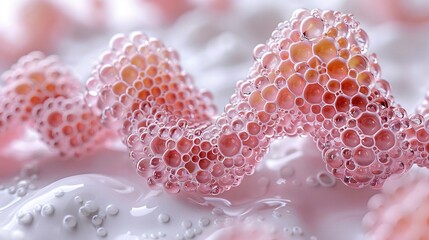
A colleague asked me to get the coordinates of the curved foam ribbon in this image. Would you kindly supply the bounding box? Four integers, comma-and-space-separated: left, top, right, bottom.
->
1, 9, 429, 195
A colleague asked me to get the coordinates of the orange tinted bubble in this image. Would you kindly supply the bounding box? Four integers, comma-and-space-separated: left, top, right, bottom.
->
218, 133, 241, 157
357, 71, 374, 86
47, 111, 63, 127
304, 69, 318, 83
287, 74, 306, 95
335, 96, 350, 112
313, 38, 337, 62
15, 83, 31, 95
277, 88, 295, 109
290, 41, 313, 62
327, 58, 348, 79
261, 85, 278, 101
322, 105, 336, 118
351, 95, 368, 110
375, 129, 395, 151
29, 72, 45, 83
348, 55, 368, 72
304, 83, 324, 104
121, 66, 138, 84
112, 82, 127, 95
341, 78, 359, 96
278, 60, 294, 78
249, 91, 264, 110
131, 54, 147, 69
164, 149, 181, 167
323, 92, 336, 105
358, 113, 381, 135
177, 137, 192, 153
327, 80, 340, 92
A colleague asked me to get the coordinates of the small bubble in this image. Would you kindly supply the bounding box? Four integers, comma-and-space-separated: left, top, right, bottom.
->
306, 176, 319, 187
74, 196, 83, 205
182, 220, 192, 229
280, 166, 295, 178
106, 205, 119, 216
198, 218, 210, 227
17, 212, 33, 225
292, 226, 303, 235
85, 200, 99, 214
158, 213, 170, 223
41, 204, 55, 217
96, 227, 108, 238
54, 190, 64, 198
317, 172, 336, 187
63, 215, 77, 229
92, 215, 103, 226
182, 229, 194, 239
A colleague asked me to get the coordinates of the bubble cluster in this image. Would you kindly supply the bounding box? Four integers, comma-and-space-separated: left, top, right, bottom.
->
86, 9, 427, 195
0, 52, 107, 156
33, 97, 106, 157
3, 9, 429, 195
0, 52, 80, 132
85, 32, 217, 130
363, 171, 429, 240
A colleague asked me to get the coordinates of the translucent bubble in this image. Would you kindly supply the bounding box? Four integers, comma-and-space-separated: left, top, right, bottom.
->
358, 113, 381, 135
354, 146, 375, 166
300, 16, 324, 40
290, 42, 313, 63
353, 29, 369, 53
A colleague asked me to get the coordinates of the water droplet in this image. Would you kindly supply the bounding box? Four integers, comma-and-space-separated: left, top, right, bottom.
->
92, 215, 103, 226
41, 204, 55, 217
158, 213, 170, 223
182, 220, 192, 229
317, 172, 336, 187
63, 215, 77, 229
106, 205, 119, 216
96, 227, 108, 238
17, 212, 33, 225
306, 176, 319, 187
198, 218, 210, 227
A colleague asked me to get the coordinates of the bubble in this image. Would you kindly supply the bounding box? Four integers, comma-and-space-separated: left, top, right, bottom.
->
41, 204, 55, 217
358, 113, 381, 135
313, 38, 337, 62
96, 227, 108, 238
105, 205, 119, 216
353, 29, 369, 53
317, 172, 336, 187
290, 42, 313, 63
63, 215, 77, 229
163, 150, 181, 168
300, 16, 324, 40
218, 133, 241, 157
287, 74, 306, 95
92, 215, 103, 226
324, 148, 343, 168
341, 129, 360, 147
304, 83, 324, 104
354, 146, 375, 166
327, 58, 348, 79
17, 212, 33, 225
374, 129, 395, 151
